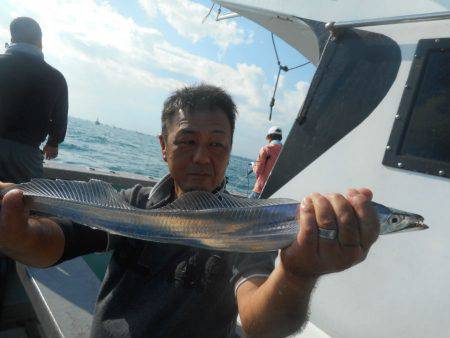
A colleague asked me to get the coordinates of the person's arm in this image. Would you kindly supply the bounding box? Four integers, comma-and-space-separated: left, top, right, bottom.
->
237, 271, 316, 338
253, 147, 267, 178
237, 189, 380, 338
45, 75, 68, 157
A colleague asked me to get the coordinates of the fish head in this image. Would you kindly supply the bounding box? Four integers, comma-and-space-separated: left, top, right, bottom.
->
377, 204, 428, 235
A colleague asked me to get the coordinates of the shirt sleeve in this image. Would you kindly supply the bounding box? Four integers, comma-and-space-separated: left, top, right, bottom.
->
230, 251, 277, 295
46, 74, 68, 147
253, 146, 268, 178
53, 218, 108, 264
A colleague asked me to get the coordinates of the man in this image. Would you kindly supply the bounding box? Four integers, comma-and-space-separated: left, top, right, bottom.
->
0, 17, 68, 183
0, 17, 68, 322
250, 126, 283, 199
0, 84, 380, 338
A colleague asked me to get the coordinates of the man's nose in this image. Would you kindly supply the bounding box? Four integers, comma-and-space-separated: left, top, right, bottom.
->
192, 145, 211, 164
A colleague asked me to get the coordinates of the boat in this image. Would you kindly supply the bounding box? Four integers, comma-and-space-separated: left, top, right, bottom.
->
2, 1, 449, 337
213, 1, 450, 337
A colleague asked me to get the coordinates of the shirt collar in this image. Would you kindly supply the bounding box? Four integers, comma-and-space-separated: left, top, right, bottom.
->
5, 42, 44, 60
270, 140, 282, 145
147, 173, 227, 207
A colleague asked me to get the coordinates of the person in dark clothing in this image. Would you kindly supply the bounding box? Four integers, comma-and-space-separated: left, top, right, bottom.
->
0, 17, 68, 183
0, 84, 380, 338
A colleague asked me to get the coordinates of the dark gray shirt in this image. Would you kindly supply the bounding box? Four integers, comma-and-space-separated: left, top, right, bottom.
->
0, 50, 68, 148
58, 175, 276, 338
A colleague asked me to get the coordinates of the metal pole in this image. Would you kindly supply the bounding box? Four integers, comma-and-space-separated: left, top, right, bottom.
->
216, 13, 240, 21
327, 11, 450, 30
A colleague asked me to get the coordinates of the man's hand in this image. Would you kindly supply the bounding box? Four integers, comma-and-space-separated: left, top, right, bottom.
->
43, 144, 58, 160
0, 184, 65, 267
280, 188, 380, 278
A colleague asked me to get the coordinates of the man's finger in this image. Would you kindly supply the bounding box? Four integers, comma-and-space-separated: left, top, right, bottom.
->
347, 188, 359, 198
0, 181, 15, 191
280, 197, 318, 276
311, 193, 337, 230
1, 189, 30, 230
349, 193, 379, 250
327, 194, 360, 247
0, 182, 15, 204
356, 188, 373, 200
297, 196, 318, 251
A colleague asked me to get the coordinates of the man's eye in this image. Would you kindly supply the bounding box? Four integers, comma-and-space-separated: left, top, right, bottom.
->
179, 140, 195, 145
210, 142, 224, 148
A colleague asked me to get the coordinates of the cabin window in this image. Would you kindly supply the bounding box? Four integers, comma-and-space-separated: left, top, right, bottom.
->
383, 38, 450, 179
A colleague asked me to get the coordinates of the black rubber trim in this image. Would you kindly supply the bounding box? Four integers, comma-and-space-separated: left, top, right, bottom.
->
262, 29, 401, 197
382, 37, 450, 179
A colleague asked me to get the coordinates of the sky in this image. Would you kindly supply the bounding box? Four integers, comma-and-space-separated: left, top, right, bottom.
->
0, 0, 316, 158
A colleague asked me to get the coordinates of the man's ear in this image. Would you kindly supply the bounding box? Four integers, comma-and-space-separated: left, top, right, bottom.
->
158, 134, 167, 162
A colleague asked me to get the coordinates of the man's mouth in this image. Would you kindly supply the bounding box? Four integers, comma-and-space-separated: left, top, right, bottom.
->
188, 173, 211, 177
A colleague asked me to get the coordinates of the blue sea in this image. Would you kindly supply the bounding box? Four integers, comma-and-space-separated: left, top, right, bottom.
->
54, 117, 256, 195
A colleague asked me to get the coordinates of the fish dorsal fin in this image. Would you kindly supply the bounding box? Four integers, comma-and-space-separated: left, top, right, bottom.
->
160, 191, 297, 211
12, 178, 134, 210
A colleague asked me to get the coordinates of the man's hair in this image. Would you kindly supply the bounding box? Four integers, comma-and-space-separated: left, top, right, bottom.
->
268, 134, 282, 141
10, 17, 42, 44
161, 84, 237, 139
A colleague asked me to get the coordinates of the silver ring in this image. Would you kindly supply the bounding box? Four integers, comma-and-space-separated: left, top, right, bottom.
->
318, 228, 338, 240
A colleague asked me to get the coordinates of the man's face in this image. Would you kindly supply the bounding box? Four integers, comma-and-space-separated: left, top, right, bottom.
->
159, 108, 232, 196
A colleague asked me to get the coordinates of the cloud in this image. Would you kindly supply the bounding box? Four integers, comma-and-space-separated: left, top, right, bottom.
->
0, 0, 181, 87
0, 0, 185, 130
230, 80, 309, 159
74, 50, 185, 91
277, 80, 310, 118
3, 0, 161, 58
151, 41, 269, 110
0, 27, 8, 46
0, 0, 312, 158
139, 0, 252, 49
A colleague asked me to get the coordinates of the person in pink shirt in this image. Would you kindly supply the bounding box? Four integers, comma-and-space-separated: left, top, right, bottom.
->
249, 126, 283, 199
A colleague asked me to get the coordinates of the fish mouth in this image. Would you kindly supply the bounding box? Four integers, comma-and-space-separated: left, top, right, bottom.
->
405, 218, 429, 231
398, 215, 429, 233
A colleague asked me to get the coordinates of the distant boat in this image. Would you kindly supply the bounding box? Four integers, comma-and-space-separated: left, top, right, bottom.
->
95, 117, 100, 125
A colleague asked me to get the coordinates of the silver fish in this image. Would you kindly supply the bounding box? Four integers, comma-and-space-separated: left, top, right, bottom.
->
0, 179, 428, 252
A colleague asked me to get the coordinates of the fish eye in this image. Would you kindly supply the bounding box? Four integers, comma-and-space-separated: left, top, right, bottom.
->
391, 217, 398, 223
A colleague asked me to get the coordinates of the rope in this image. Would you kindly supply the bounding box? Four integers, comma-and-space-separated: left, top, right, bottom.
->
246, 164, 254, 197
287, 61, 311, 71
247, 171, 250, 197
269, 33, 311, 121
269, 67, 282, 121
214, 4, 222, 21
202, 2, 215, 23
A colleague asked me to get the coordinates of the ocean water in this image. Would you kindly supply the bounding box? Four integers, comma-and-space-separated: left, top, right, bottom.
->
54, 117, 256, 195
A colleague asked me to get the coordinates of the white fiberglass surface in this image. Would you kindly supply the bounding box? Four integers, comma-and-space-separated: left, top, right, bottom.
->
219, 0, 450, 23
273, 20, 450, 338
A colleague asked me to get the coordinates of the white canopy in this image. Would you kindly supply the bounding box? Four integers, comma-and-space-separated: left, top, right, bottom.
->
216, 0, 450, 64
218, 0, 450, 23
